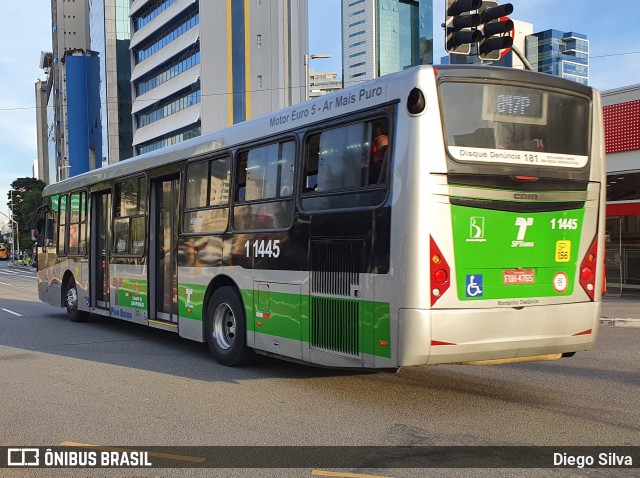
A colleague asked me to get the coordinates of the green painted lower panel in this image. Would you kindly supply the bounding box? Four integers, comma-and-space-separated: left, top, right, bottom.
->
178, 282, 391, 359
452, 206, 586, 301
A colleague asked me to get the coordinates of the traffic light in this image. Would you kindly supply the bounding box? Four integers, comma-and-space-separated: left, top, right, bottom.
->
478, 1, 514, 60
445, 0, 482, 55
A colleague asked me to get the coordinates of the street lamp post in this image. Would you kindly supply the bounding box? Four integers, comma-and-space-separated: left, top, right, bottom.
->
305, 53, 331, 101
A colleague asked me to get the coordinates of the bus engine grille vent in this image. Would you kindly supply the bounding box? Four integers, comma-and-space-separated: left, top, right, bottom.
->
310, 239, 362, 297
310, 297, 360, 357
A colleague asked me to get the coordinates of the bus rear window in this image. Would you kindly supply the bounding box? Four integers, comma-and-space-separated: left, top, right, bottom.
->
439, 81, 590, 169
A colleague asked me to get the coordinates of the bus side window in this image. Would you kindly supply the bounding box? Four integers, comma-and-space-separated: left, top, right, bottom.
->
183, 156, 230, 234
236, 152, 248, 202
305, 135, 320, 192
369, 120, 389, 185
233, 141, 295, 231
45, 212, 55, 247
304, 118, 389, 193
112, 177, 146, 256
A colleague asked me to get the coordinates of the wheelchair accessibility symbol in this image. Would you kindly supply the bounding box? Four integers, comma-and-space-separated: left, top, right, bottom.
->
465, 275, 484, 298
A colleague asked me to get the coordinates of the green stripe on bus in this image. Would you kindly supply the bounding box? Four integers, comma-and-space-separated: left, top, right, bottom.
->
178, 283, 391, 358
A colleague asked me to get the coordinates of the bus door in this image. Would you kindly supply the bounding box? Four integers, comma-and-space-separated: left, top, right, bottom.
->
91, 191, 111, 310
150, 176, 179, 323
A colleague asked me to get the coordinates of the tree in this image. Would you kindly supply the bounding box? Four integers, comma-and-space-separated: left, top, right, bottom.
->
7, 177, 46, 252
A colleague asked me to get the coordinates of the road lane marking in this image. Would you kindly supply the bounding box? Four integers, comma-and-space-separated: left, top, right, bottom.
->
1, 308, 22, 316
0, 270, 37, 279
312, 471, 394, 478
60, 442, 206, 463
0, 281, 12, 286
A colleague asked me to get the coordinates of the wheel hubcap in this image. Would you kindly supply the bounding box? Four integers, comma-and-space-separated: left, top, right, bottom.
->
213, 303, 236, 350
67, 286, 78, 311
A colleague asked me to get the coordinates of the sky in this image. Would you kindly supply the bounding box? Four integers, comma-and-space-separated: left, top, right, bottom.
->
1, 0, 639, 223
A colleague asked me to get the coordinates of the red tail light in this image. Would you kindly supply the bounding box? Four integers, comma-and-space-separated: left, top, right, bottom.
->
579, 236, 598, 301
430, 236, 450, 306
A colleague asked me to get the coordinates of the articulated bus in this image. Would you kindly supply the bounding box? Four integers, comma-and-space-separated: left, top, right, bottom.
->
37, 65, 606, 368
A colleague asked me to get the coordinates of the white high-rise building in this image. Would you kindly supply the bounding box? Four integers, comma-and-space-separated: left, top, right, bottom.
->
130, 0, 309, 155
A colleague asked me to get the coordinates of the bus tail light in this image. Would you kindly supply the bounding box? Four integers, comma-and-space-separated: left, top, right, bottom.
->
579, 236, 598, 301
430, 236, 450, 306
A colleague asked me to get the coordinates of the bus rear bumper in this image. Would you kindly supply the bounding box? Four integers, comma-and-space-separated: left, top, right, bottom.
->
397, 302, 600, 367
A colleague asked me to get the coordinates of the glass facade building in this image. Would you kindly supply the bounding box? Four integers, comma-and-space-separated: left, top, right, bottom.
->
526, 30, 589, 85
343, 0, 433, 87
89, 0, 133, 164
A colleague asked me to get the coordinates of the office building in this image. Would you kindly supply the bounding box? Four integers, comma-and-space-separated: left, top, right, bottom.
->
90, 0, 134, 164
603, 84, 640, 294
526, 29, 589, 85
35, 52, 53, 185
130, 0, 309, 155
342, 0, 433, 88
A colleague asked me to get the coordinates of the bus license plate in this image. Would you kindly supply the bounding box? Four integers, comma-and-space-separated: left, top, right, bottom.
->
503, 269, 535, 285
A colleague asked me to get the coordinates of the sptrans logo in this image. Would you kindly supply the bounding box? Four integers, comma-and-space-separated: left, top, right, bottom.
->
512, 218, 535, 248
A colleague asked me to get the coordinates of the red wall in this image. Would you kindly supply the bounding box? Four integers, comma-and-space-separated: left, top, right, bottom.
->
603, 100, 640, 154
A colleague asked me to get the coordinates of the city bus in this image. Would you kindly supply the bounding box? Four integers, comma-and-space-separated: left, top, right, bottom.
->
0, 243, 8, 260
36, 65, 606, 368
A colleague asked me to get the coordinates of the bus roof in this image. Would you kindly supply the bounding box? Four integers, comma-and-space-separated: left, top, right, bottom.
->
43, 64, 594, 197
435, 64, 593, 97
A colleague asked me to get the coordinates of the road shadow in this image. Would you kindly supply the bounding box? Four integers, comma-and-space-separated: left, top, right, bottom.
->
2, 295, 638, 435
0, 297, 374, 384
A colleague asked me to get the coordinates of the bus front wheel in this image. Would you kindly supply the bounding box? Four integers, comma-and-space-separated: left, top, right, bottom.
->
65, 277, 89, 322
205, 286, 251, 367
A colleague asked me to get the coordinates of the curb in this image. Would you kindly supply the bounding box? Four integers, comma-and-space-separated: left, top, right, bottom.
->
600, 318, 640, 328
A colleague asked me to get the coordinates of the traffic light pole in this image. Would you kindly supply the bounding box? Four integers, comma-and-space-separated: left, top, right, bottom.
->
511, 43, 533, 71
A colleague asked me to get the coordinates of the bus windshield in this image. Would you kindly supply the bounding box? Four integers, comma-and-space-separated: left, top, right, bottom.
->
439, 81, 590, 169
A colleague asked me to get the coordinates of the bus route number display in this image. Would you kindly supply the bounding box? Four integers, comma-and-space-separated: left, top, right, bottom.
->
482, 86, 548, 125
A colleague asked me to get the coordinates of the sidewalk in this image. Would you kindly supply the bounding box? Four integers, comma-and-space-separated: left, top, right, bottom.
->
601, 294, 640, 328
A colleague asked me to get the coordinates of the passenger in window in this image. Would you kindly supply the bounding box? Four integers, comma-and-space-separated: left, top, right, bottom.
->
369, 124, 389, 184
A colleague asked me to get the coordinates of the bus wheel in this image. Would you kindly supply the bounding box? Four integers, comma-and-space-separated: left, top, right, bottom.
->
205, 286, 251, 366
66, 278, 88, 323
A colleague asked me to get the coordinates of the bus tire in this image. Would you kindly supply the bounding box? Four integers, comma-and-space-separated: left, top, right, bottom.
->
65, 277, 89, 323
205, 286, 251, 366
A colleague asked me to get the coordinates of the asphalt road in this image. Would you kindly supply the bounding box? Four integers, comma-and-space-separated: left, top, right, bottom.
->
0, 260, 638, 478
